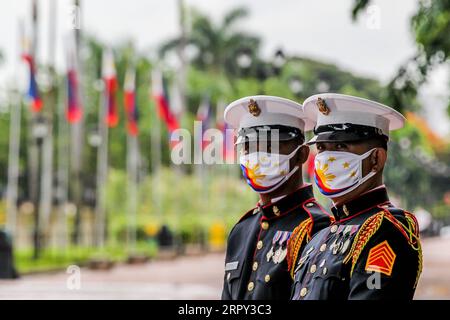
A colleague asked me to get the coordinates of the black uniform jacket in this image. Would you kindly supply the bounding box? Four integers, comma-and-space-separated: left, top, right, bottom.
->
222, 184, 333, 300
290, 187, 422, 300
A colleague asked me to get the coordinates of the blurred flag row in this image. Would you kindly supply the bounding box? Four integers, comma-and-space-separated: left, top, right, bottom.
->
21, 38, 233, 144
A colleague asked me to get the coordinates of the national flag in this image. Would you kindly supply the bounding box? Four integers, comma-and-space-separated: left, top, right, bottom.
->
216, 99, 235, 162
22, 53, 42, 112
102, 49, 119, 127
151, 69, 179, 133
20, 1, 42, 112
124, 66, 139, 136
196, 95, 211, 150
65, 45, 82, 123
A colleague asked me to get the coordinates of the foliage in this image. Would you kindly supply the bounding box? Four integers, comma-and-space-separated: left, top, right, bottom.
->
0, 4, 449, 271
352, 0, 450, 114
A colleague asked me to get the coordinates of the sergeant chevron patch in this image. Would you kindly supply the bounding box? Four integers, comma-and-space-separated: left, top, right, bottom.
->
365, 240, 396, 276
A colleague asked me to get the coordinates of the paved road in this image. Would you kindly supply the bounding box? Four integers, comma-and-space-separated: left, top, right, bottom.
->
0, 237, 449, 299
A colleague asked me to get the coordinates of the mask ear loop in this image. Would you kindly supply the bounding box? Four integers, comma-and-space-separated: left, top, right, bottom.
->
359, 148, 377, 160
358, 148, 378, 182
286, 145, 302, 159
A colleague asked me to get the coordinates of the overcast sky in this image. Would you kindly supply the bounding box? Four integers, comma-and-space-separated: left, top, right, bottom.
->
0, 0, 448, 135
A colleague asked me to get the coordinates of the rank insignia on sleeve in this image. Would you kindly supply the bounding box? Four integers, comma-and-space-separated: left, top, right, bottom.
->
365, 240, 396, 276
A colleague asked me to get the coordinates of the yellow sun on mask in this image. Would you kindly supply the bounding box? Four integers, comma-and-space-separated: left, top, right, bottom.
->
245, 161, 266, 182
315, 160, 336, 187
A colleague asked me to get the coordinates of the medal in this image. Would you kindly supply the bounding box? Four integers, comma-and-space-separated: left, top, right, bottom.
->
266, 246, 274, 262
341, 239, 351, 254
319, 259, 326, 268
278, 247, 287, 263
333, 241, 341, 255
273, 246, 282, 264
330, 239, 338, 252
344, 225, 352, 235
295, 253, 309, 271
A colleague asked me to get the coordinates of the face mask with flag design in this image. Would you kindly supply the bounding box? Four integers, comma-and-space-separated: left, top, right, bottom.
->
314, 148, 377, 198
239, 146, 300, 194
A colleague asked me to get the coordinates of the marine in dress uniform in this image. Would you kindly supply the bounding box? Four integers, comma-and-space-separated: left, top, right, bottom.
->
289, 93, 423, 300
221, 96, 333, 300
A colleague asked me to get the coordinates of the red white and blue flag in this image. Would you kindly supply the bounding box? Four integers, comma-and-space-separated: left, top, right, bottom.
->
65, 46, 82, 123
22, 53, 42, 113
124, 66, 139, 136
216, 100, 235, 162
151, 69, 179, 133
196, 95, 211, 150
102, 49, 119, 127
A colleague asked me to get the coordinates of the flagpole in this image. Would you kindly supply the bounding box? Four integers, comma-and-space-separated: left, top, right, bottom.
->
177, 0, 187, 118
151, 70, 163, 225
6, 90, 21, 238
28, 0, 44, 260
71, 0, 84, 246
5, 20, 26, 239
95, 89, 108, 249
39, 0, 58, 245
127, 134, 138, 252
56, 73, 69, 249
125, 65, 139, 253
95, 61, 108, 249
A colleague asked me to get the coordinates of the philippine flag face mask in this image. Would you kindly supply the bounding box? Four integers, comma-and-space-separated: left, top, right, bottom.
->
314, 148, 376, 198
239, 146, 300, 194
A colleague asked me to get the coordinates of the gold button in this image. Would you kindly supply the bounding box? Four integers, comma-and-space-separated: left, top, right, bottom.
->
261, 221, 269, 230
264, 274, 271, 283
343, 205, 350, 216
248, 281, 254, 291
252, 261, 258, 271
330, 225, 338, 233
305, 202, 314, 208
273, 206, 280, 216
300, 287, 308, 297
320, 243, 327, 252
227, 273, 231, 281
310, 264, 317, 274
257, 240, 263, 250
323, 267, 328, 275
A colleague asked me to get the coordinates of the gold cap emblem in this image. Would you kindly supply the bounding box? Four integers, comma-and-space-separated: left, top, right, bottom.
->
248, 99, 261, 117
316, 97, 330, 115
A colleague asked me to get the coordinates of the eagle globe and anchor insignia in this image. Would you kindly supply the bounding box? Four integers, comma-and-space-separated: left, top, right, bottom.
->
248, 99, 261, 117
316, 97, 330, 115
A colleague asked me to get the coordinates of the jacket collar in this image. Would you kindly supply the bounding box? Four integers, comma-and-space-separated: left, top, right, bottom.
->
331, 186, 390, 221
259, 184, 314, 219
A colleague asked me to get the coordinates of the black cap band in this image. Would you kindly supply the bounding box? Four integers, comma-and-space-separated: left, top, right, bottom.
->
237, 125, 304, 144
309, 123, 387, 144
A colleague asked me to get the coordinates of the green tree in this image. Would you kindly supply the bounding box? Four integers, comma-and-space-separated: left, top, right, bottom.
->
159, 7, 261, 78
352, 0, 450, 114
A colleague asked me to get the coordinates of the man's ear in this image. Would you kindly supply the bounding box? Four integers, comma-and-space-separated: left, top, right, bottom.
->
370, 148, 387, 173
298, 144, 310, 165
